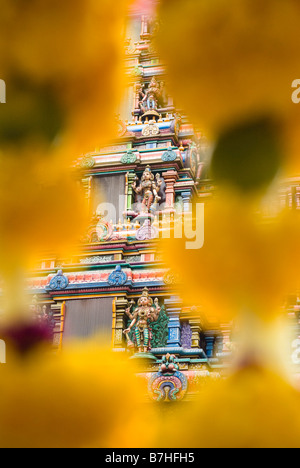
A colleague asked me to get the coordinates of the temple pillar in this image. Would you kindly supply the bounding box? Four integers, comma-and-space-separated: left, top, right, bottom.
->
112, 296, 128, 349
189, 319, 202, 348
141, 15, 151, 40
181, 190, 193, 213
165, 296, 182, 348
205, 335, 216, 358
134, 82, 143, 114
51, 300, 65, 350
163, 170, 179, 213
220, 322, 232, 354
81, 176, 93, 213
126, 171, 137, 211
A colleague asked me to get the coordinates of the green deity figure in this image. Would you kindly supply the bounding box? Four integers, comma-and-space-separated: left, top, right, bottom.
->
123, 288, 161, 353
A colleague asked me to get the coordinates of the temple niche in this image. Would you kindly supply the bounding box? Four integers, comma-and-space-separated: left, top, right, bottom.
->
137, 77, 166, 121
135, 76, 171, 126
123, 288, 166, 355
131, 165, 165, 220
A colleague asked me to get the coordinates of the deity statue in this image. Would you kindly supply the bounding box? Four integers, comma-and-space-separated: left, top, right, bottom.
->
138, 77, 162, 115
123, 288, 161, 353
132, 165, 163, 213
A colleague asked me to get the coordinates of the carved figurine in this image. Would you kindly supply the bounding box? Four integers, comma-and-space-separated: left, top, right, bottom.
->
123, 288, 161, 353
138, 77, 162, 114
132, 165, 163, 213
160, 353, 179, 374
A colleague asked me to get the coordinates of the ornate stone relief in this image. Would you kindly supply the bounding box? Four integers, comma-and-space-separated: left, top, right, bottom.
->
161, 149, 177, 162
136, 220, 158, 240
49, 270, 69, 291
121, 150, 138, 164
79, 255, 114, 264
142, 120, 160, 137
108, 265, 127, 286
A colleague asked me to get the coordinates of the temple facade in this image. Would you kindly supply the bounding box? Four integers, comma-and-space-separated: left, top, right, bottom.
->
26, 12, 300, 401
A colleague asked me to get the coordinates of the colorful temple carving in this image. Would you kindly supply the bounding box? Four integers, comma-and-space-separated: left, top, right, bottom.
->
124, 288, 161, 353
25, 8, 300, 400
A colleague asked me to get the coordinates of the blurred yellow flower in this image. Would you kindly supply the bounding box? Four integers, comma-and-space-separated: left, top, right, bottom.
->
157, 365, 300, 448
0, 149, 90, 317
157, 0, 300, 132
0, 343, 157, 448
0, 152, 89, 265
0, 0, 129, 156
281, 104, 300, 177
0, 0, 132, 318
161, 195, 300, 322
157, 0, 300, 175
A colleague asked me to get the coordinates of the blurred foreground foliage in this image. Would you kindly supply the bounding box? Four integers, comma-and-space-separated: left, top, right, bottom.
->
1, 0, 300, 449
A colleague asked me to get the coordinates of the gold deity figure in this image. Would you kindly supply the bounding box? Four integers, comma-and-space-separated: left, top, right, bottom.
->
123, 288, 161, 353
132, 165, 163, 213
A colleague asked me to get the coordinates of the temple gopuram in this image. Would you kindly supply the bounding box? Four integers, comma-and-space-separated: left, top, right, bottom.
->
24, 10, 300, 401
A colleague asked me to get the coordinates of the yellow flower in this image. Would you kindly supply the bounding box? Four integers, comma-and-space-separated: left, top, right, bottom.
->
0, 150, 90, 316
157, 365, 300, 448
281, 103, 300, 177
0, 0, 129, 155
0, 0, 129, 278
157, 0, 300, 177
157, 0, 300, 134
161, 194, 300, 322
0, 152, 89, 265
0, 343, 157, 448
0, 0, 132, 317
